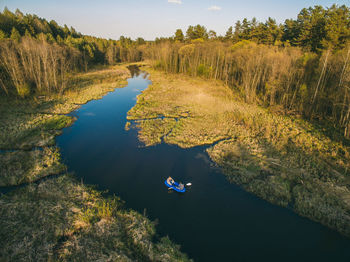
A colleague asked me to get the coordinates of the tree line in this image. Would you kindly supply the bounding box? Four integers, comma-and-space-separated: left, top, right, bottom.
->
145, 41, 350, 138
0, 8, 146, 65
145, 4, 350, 138
0, 8, 145, 96
169, 5, 349, 52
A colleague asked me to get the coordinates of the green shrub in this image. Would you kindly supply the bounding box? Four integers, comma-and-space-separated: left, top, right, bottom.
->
16, 83, 31, 98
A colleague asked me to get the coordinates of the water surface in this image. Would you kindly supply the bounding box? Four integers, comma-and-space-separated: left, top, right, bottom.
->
57, 70, 350, 262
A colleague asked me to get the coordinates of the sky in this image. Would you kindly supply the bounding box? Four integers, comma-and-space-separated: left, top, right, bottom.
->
0, 0, 348, 40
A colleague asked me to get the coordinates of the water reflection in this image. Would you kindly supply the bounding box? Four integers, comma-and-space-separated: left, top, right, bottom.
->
127, 64, 149, 79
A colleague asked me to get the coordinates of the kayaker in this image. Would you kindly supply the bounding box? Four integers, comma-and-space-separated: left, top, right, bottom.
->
167, 176, 174, 185
178, 183, 184, 190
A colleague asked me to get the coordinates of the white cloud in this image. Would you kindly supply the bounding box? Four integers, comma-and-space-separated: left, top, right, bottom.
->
208, 5, 221, 11
168, 0, 182, 4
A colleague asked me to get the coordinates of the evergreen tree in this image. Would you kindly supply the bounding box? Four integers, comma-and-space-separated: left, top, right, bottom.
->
24, 29, 32, 38
323, 4, 350, 49
14, 8, 24, 19
186, 26, 195, 40
186, 25, 208, 40
174, 29, 184, 42
194, 25, 208, 39
234, 20, 242, 41
282, 19, 300, 45
296, 6, 327, 51
209, 30, 217, 39
241, 18, 251, 39
10, 27, 21, 41
136, 37, 146, 45
49, 20, 63, 39
265, 17, 282, 45
46, 33, 55, 43
56, 34, 63, 44
225, 26, 233, 40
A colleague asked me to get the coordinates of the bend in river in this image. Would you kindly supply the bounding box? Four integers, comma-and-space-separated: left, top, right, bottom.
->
57, 68, 350, 262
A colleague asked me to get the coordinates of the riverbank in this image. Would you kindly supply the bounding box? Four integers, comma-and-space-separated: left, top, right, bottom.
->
0, 64, 191, 261
0, 65, 130, 186
127, 66, 350, 237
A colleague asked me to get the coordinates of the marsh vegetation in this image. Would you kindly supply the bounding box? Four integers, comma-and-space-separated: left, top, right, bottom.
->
0, 175, 190, 261
0, 64, 190, 261
127, 66, 350, 237
142, 5, 350, 138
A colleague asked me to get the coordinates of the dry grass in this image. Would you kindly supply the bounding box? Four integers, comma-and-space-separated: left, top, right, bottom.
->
127, 66, 350, 237
127, 68, 237, 147
0, 175, 191, 262
0, 147, 65, 186
0, 65, 130, 150
0, 113, 73, 150
0, 65, 130, 184
0, 64, 191, 261
136, 118, 177, 146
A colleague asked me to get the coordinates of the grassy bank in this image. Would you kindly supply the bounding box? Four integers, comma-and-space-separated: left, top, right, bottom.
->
0, 64, 191, 261
0, 65, 130, 185
0, 148, 65, 187
127, 66, 350, 237
0, 65, 130, 150
0, 175, 189, 261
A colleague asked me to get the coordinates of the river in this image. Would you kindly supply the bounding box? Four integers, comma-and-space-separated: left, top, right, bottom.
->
57, 68, 350, 262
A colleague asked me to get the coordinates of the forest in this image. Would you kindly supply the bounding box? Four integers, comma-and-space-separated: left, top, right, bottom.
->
0, 5, 349, 137
0, 7, 144, 95
147, 5, 350, 138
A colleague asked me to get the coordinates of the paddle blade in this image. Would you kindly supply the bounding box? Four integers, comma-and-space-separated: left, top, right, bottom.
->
186, 183, 192, 186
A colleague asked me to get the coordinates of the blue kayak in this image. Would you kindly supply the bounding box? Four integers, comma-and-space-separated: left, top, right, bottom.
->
165, 179, 186, 193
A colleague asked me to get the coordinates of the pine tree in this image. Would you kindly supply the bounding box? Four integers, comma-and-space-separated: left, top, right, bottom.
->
10, 27, 21, 41
186, 25, 208, 40
282, 19, 300, 46
323, 4, 350, 49
234, 20, 242, 41
24, 29, 32, 38
296, 6, 327, 51
241, 19, 251, 40
225, 26, 233, 40
174, 29, 184, 42
209, 30, 217, 39
136, 37, 145, 45
186, 26, 195, 40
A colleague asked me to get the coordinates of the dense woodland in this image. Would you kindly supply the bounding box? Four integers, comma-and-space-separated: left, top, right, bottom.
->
147, 4, 350, 138
0, 8, 144, 95
0, 5, 350, 137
